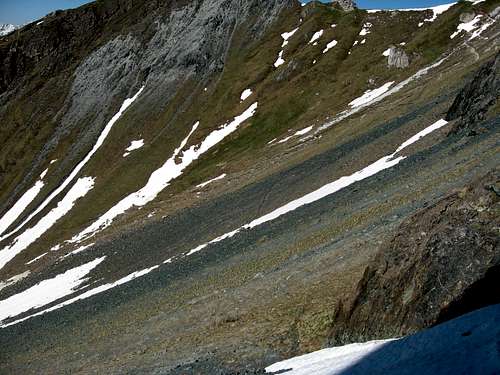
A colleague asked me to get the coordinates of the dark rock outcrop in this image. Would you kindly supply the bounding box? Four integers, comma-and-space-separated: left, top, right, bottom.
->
446, 52, 500, 134
328, 169, 500, 345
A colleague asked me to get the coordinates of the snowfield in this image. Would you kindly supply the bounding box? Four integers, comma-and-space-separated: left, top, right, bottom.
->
123, 139, 145, 157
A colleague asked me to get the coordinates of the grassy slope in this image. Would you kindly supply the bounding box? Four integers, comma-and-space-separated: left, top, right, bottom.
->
2, 0, 498, 271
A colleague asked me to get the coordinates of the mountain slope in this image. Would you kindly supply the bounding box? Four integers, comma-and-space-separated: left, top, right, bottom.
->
0, 0, 499, 373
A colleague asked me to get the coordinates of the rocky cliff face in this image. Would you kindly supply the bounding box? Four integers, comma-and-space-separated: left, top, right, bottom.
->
446, 52, 500, 135
328, 169, 500, 345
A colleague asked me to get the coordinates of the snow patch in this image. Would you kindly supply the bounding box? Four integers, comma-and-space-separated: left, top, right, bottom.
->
70, 103, 258, 243
323, 40, 338, 54
349, 82, 395, 108
2, 263, 158, 328
0, 177, 95, 270
277, 126, 314, 144
309, 30, 324, 44
450, 15, 482, 38
359, 23, 372, 36
123, 139, 144, 157
0, 257, 105, 324
275, 28, 299, 68
240, 89, 253, 102
0, 181, 45, 237
197, 174, 227, 189
266, 339, 395, 374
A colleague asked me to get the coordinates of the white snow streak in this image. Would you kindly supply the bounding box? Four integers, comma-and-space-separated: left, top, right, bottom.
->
70, 103, 258, 243
367, 2, 455, 24
318, 56, 447, 132
349, 82, 395, 108
0, 87, 145, 243
277, 126, 314, 144
0, 177, 95, 270
185, 119, 449, 257
0, 257, 105, 324
309, 30, 324, 44
1, 263, 158, 328
197, 174, 227, 189
0, 181, 44, 237
26, 252, 48, 265
61, 243, 95, 259
451, 15, 482, 39
123, 139, 144, 157
359, 23, 372, 36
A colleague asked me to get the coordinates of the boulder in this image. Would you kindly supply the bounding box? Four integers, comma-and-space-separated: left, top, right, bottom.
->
387, 46, 410, 69
332, 0, 357, 12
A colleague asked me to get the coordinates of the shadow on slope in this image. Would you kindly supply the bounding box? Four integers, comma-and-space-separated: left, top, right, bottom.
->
337, 304, 500, 375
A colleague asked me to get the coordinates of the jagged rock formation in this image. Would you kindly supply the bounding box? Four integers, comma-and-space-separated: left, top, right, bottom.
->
387, 46, 410, 69
446, 52, 500, 134
328, 170, 500, 345
332, 0, 357, 11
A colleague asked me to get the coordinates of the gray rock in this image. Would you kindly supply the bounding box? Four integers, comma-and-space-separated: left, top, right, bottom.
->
459, 12, 476, 23
489, 6, 500, 19
333, 0, 357, 11
387, 46, 410, 69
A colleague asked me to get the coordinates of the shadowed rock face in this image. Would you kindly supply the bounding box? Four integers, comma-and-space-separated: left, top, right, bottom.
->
446, 52, 500, 134
328, 169, 500, 345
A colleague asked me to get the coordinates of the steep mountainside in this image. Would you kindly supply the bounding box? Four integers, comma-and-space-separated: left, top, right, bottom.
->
0, 0, 499, 373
